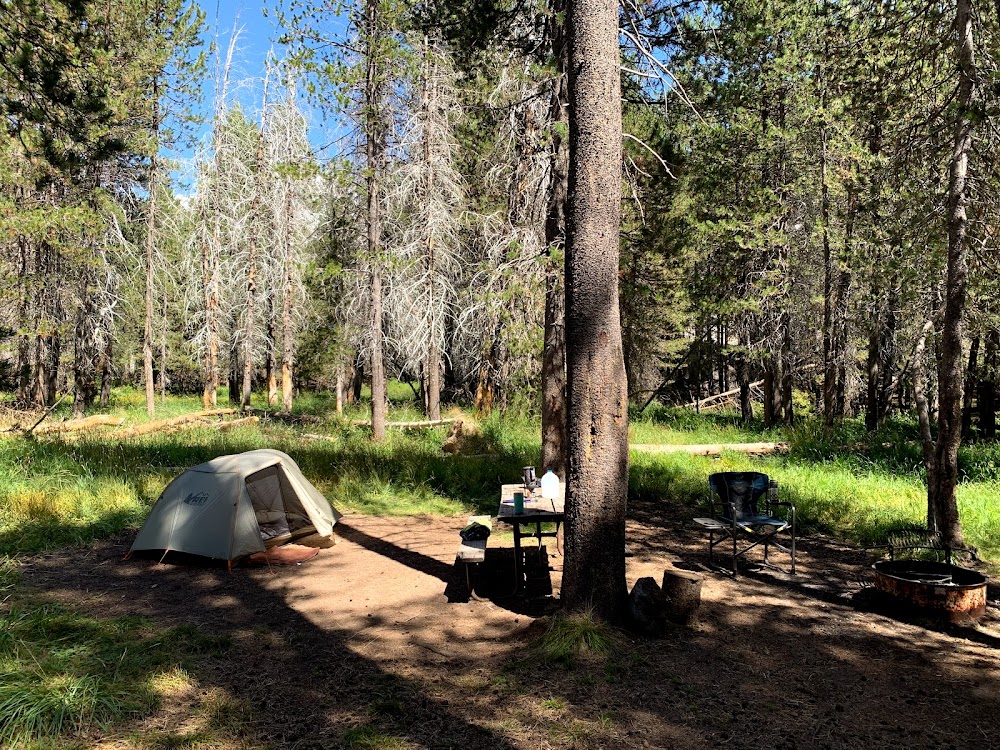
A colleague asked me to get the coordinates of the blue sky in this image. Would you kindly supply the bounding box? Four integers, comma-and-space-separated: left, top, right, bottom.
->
211, 3, 278, 92
171, 2, 338, 185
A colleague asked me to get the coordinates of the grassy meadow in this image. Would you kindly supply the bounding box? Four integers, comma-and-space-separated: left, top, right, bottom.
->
0, 386, 998, 746
0, 386, 997, 560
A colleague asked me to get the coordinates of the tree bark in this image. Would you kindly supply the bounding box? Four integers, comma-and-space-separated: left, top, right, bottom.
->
736, 347, 752, 424
281, 231, 295, 413
541, 268, 567, 477
979, 331, 996, 439
762, 363, 776, 427
540, 0, 569, 479
73, 256, 100, 418
16, 235, 31, 405
241, 104, 267, 411
913, 320, 936, 529
201, 215, 219, 408
780, 310, 794, 425
928, 0, 975, 546
561, 0, 628, 621
143, 87, 159, 418
265, 298, 278, 405
961, 335, 979, 439
159, 294, 168, 401
821, 122, 835, 427
365, 0, 387, 441
99, 337, 112, 409
420, 37, 442, 422
336, 366, 344, 415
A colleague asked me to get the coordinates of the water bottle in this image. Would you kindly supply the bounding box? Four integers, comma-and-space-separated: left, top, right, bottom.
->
540, 470, 560, 500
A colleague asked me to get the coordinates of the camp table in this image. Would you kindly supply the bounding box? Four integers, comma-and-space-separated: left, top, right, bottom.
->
496, 483, 564, 592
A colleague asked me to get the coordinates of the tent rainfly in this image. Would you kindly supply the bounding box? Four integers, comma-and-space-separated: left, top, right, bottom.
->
130, 449, 341, 564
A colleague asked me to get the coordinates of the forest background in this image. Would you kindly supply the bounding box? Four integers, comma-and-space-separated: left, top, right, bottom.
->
0, 0, 999, 553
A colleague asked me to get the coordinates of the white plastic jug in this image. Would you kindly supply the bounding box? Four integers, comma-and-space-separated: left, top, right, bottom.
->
540, 470, 560, 500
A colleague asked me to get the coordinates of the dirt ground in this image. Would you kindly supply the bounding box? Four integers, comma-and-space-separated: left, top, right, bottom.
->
19, 501, 1000, 750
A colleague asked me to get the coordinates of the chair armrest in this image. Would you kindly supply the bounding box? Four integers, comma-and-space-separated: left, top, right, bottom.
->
768, 500, 796, 522
718, 501, 738, 526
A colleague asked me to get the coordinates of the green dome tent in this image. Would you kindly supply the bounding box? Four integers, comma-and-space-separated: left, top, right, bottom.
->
130, 449, 341, 565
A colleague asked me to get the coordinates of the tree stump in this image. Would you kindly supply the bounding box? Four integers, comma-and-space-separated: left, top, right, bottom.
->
628, 577, 667, 637
662, 569, 703, 626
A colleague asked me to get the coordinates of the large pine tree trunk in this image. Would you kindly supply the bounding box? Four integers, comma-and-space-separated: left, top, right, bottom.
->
370, 267, 387, 438
928, 0, 975, 547
73, 263, 101, 418
241, 147, 264, 409
541, 17, 569, 478
979, 331, 997, 439
420, 39, 442, 422
15, 236, 31, 405
735, 345, 752, 424
100, 336, 112, 409
281, 217, 296, 413
561, 0, 628, 620
240, 248, 259, 409
833, 190, 855, 418
821, 124, 836, 427
143, 86, 159, 418
159, 295, 167, 401
265, 299, 278, 405
541, 269, 567, 476
961, 336, 979, 438
780, 313, 794, 425
201, 224, 219, 408
365, 0, 388, 441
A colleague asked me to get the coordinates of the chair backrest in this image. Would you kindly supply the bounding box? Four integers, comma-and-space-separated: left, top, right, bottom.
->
709, 472, 769, 520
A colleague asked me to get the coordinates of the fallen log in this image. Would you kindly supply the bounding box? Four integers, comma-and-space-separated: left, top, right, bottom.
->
22, 394, 68, 435
34, 415, 126, 435
116, 409, 238, 438
630, 441, 789, 456
683, 381, 764, 410
246, 410, 322, 425
301, 432, 338, 442
217, 415, 259, 431
349, 418, 457, 429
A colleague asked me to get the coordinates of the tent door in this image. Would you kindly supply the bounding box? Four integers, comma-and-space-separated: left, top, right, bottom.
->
246, 465, 315, 546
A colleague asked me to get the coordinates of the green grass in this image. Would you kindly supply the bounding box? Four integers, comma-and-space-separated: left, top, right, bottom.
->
3, 387, 1000, 565
343, 724, 413, 750
1, 392, 999, 747
0, 603, 231, 747
629, 404, 785, 445
533, 611, 617, 668
1, 389, 998, 563
628, 411, 1000, 562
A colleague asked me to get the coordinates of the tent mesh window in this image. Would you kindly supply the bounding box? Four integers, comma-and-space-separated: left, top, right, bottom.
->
246, 466, 313, 544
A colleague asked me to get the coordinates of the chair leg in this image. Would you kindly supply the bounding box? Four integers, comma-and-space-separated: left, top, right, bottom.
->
733, 527, 739, 576
790, 515, 796, 575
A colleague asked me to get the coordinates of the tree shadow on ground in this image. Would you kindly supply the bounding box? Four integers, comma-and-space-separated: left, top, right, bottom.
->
19, 509, 1000, 749
33, 538, 526, 750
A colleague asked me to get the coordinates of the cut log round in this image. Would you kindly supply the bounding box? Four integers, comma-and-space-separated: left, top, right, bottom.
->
662, 568, 703, 626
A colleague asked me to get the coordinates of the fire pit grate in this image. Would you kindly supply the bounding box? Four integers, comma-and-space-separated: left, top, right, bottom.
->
869, 536, 988, 622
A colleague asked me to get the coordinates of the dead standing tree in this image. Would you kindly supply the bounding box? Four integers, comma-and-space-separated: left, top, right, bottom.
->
266, 82, 319, 413
386, 38, 464, 421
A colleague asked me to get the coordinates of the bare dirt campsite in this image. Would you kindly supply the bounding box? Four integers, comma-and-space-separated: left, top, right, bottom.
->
18, 502, 1000, 750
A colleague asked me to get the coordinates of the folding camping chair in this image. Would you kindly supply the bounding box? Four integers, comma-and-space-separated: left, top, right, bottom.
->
693, 472, 796, 575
